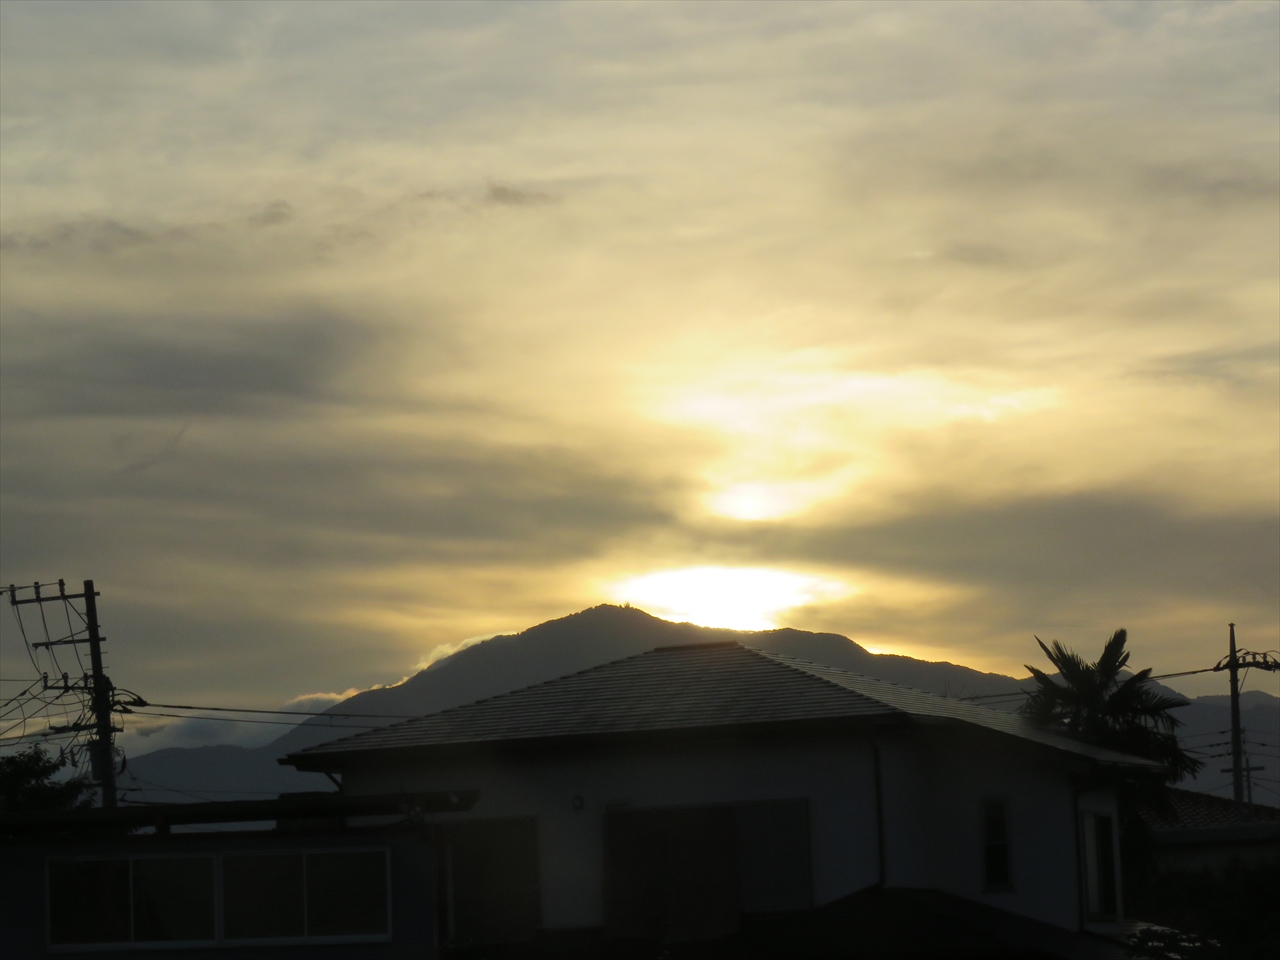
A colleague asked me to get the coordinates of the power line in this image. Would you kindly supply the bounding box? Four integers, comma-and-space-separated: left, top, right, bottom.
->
131, 710, 384, 730
1150, 668, 1219, 680
0, 728, 86, 745
139, 701, 423, 721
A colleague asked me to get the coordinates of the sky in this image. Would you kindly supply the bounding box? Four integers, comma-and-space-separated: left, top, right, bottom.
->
1, 1, 1277, 753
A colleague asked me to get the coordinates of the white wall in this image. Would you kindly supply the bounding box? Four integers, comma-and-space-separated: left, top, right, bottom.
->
885, 726, 1097, 930
345, 733, 880, 928
340, 726, 1105, 932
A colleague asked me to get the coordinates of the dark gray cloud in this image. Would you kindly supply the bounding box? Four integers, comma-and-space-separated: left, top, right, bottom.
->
0, 431, 684, 575
0, 218, 158, 254
1142, 344, 1280, 390
246, 200, 294, 227
484, 182, 557, 206
1, 310, 391, 417
752, 494, 1278, 608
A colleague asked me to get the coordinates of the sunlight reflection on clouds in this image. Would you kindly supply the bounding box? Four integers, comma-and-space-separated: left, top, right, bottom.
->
652, 359, 1060, 521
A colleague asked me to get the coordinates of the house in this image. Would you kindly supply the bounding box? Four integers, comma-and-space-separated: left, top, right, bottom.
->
283, 641, 1161, 955
1138, 786, 1280, 875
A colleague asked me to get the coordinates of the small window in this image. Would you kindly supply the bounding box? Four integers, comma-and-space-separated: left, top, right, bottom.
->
982, 799, 1011, 890
49, 859, 130, 945
221, 850, 388, 941
307, 851, 389, 936
223, 854, 305, 940
48, 857, 214, 946
132, 857, 215, 941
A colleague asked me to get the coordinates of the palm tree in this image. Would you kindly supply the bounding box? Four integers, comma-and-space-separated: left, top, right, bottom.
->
1021, 628, 1201, 782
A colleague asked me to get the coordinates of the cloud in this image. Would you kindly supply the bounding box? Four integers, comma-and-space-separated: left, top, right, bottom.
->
483, 182, 556, 206
246, 200, 294, 226
0, 218, 157, 254
777, 493, 1278, 604
1, 0, 1275, 742
285, 688, 365, 708
1, 310, 399, 417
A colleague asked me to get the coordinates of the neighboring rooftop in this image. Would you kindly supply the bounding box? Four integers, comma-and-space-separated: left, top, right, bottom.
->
1141, 786, 1280, 831
285, 642, 1162, 771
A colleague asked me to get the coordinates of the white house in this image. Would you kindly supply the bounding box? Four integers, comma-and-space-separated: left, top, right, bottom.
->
285, 641, 1158, 954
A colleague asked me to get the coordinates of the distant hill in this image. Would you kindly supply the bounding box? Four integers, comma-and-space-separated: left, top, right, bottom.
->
120, 605, 1278, 807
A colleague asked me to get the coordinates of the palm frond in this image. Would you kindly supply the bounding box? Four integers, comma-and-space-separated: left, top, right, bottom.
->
1022, 628, 1199, 782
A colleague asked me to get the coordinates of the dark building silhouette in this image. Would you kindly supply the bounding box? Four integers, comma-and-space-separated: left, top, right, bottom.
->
3, 643, 1161, 957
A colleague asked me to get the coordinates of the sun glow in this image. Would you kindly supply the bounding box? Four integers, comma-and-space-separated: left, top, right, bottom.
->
649, 356, 1060, 522
610, 566, 849, 630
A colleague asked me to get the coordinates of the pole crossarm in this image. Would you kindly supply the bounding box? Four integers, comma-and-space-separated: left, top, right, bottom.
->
32, 636, 106, 649
1213, 650, 1280, 672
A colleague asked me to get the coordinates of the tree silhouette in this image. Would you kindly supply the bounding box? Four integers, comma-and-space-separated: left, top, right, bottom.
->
1021, 628, 1201, 782
0, 746, 95, 814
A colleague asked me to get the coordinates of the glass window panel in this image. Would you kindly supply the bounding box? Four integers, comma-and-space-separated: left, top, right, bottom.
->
48, 859, 131, 945
306, 851, 388, 937
223, 854, 304, 940
983, 800, 1007, 844
983, 800, 1011, 889
132, 857, 215, 942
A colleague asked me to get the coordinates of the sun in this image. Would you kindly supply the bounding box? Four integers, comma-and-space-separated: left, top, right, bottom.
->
610, 566, 848, 631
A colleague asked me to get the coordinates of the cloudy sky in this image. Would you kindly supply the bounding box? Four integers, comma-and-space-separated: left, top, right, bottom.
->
2, 1, 1276, 751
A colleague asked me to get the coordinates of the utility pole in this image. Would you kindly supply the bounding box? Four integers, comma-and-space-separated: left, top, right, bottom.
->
82, 581, 117, 809
9, 579, 119, 808
1214, 623, 1278, 817
1227, 623, 1243, 804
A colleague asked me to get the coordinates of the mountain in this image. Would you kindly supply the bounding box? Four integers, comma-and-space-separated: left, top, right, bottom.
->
1167, 691, 1279, 803
120, 605, 1279, 807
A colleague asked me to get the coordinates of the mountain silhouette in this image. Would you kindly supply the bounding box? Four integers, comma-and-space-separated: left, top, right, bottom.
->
120, 605, 1278, 807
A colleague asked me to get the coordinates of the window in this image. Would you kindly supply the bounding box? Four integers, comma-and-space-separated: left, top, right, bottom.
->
48, 859, 131, 945
48, 857, 214, 946
222, 854, 304, 939
307, 851, 389, 937
133, 857, 216, 941
46, 849, 388, 949
222, 850, 389, 941
982, 799, 1012, 890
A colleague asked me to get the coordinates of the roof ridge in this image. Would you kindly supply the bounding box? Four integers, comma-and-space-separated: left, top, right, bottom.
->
744, 647, 912, 714
295, 640, 758, 754
651, 640, 741, 652
753, 647, 925, 692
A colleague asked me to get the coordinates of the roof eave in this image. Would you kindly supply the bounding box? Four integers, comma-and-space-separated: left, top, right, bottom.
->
283, 712, 911, 772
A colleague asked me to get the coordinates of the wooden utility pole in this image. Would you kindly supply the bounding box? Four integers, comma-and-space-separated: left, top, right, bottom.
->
10, 579, 119, 808
1215, 623, 1276, 816
1227, 623, 1243, 804
82, 581, 117, 809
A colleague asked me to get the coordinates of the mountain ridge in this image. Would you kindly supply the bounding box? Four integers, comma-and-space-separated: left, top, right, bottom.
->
120, 605, 1278, 807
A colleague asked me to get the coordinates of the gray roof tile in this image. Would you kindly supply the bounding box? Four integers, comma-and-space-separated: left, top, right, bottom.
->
286, 642, 1162, 770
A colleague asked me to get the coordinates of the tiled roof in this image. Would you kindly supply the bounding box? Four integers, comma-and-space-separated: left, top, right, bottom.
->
285, 643, 1163, 771
1141, 786, 1280, 830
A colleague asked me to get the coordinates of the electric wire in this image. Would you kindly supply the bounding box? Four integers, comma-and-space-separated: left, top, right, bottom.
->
140, 701, 427, 720
130, 710, 384, 730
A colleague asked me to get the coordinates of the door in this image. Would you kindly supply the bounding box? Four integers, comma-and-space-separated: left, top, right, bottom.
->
436, 818, 540, 946
603, 805, 741, 942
